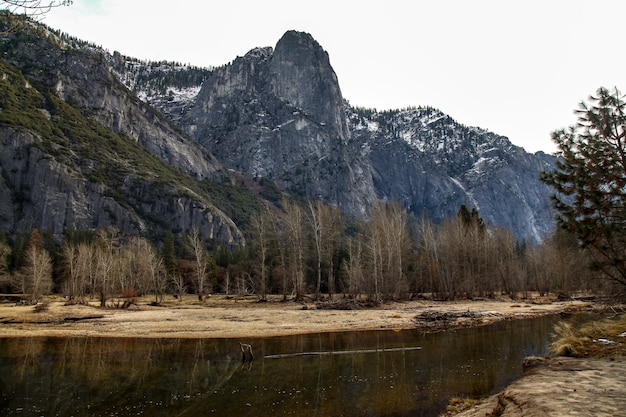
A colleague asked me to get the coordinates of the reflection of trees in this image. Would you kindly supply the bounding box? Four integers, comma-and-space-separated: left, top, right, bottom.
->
0, 337, 250, 416
0, 317, 567, 417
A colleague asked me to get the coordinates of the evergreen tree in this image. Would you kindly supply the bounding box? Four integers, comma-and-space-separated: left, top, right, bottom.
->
161, 230, 177, 277
541, 87, 626, 290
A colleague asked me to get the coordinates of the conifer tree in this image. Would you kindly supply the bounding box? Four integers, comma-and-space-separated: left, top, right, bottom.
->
541, 87, 626, 290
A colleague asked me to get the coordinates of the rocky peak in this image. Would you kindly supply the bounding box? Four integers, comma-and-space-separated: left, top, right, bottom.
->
181, 31, 375, 214
268, 30, 349, 137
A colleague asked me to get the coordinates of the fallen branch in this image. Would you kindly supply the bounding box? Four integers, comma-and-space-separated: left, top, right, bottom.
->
265, 346, 421, 359
63, 315, 104, 322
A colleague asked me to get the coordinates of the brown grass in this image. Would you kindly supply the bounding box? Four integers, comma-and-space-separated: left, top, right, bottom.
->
550, 313, 626, 358
0, 294, 600, 339
441, 397, 481, 416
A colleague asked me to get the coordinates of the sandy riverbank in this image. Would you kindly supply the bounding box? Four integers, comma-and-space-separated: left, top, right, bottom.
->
1, 294, 624, 416
0, 294, 593, 339
454, 356, 626, 417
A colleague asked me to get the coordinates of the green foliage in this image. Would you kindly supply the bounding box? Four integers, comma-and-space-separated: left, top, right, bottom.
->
0, 56, 243, 239
258, 177, 283, 204
161, 230, 177, 275
0, 62, 54, 138
456, 204, 485, 232
541, 87, 626, 289
202, 179, 260, 229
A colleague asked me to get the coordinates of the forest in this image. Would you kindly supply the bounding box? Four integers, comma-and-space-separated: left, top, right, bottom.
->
0, 199, 609, 307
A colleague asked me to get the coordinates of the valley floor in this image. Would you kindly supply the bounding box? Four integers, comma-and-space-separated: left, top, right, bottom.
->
0, 294, 590, 338
1, 294, 624, 417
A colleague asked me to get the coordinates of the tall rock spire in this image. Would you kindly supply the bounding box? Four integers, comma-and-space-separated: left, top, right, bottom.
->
268, 30, 349, 138
183, 31, 375, 214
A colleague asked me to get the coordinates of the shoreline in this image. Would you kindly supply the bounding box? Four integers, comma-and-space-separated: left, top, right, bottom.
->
0, 294, 596, 339
454, 356, 626, 417
2, 295, 624, 416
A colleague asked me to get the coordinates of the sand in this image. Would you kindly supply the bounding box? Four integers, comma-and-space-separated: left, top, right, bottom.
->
455, 356, 626, 417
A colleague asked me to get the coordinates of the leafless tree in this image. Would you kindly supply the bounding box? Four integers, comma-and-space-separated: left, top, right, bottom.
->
62, 241, 81, 302
270, 207, 290, 300
186, 227, 209, 302
1, 0, 72, 19
307, 200, 324, 300
343, 235, 365, 298
169, 271, 187, 302
0, 238, 11, 288
21, 229, 53, 304
416, 217, 440, 297
322, 204, 342, 299
282, 199, 307, 301
250, 203, 272, 301
94, 230, 116, 307
364, 202, 411, 301
306, 201, 343, 299
126, 237, 166, 305
72, 242, 95, 301
491, 227, 523, 297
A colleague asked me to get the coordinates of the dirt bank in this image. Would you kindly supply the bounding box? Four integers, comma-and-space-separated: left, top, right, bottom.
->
0, 294, 592, 339
455, 356, 626, 417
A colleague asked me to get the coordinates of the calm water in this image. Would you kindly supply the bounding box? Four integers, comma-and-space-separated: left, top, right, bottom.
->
0, 314, 574, 417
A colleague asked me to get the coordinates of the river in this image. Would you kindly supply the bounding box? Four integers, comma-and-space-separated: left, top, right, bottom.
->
0, 314, 576, 417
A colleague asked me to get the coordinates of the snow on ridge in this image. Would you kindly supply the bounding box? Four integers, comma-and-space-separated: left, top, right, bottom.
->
366, 120, 379, 132
450, 177, 480, 212
166, 85, 202, 102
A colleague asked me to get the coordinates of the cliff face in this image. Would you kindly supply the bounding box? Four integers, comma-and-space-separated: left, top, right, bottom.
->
0, 16, 243, 244
0, 16, 557, 243
182, 31, 376, 215
173, 30, 555, 241
347, 107, 556, 242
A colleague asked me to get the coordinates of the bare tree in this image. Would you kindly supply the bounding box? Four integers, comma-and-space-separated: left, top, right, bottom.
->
416, 217, 440, 297
307, 200, 324, 300
305, 201, 344, 299
0, 236, 12, 289
169, 271, 187, 302
1, 0, 72, 19
364, 202, 411, 301
62, 241, 82, 303
20, 229, 53, 304
186, 228, 209, 302
282, 199, 307, 301
250, 203, 272, 301
322, 204, 342, 299
343, 235, 365, 298
270, 207, 290, 300
94, 232, 115, 307
77, 242, 97, 301
144, 242, 166, 305
491, 228, 523, 297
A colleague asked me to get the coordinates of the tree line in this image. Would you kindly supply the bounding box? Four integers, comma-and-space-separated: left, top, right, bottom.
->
3, 86, 626, 305
0, 200, 609, 306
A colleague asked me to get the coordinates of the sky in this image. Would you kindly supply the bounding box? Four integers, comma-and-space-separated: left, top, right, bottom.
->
37, 0, 626, 153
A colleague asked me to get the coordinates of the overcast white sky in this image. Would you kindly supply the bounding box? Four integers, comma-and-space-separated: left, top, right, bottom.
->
41, 0, 626, 153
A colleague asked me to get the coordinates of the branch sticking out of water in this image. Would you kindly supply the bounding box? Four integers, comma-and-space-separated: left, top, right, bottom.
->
264, 346, 421, 359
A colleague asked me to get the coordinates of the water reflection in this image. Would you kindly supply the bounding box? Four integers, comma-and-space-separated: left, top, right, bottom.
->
0, 314, 570, 417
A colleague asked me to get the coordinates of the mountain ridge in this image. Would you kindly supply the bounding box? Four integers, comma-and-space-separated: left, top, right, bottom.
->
0, 13, 245, 244
0, 17, 556, 243
156, 29, 555, 242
